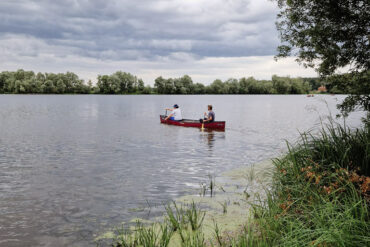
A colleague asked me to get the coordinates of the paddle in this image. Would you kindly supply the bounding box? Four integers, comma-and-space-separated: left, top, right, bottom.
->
164, 109, 168, 121
201, 113, 205, 130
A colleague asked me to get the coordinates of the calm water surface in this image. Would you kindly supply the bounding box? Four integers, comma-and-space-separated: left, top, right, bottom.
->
0, 95, 363, 246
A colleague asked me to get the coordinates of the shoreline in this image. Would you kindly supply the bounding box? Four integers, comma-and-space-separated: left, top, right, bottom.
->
175, 159, 275, 241
96, 120, 369, 246
96, 159, 275, 245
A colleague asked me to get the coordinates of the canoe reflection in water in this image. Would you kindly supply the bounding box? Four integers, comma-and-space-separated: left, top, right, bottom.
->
200, 129, 225, 150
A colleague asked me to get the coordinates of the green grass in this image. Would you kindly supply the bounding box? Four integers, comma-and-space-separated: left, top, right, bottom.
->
114, 222, 173, 247
208, 175, 216, 197
186, 201, 206, 231
299, 120, 369, 176
113, 202, 206, 247
218, 201, 228, 215
165, 202, 187, 232
250, 121, 370, 246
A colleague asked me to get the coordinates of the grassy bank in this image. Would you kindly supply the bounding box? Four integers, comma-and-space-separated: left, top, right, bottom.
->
251, 121, 370, 246
101, 121, 369, 247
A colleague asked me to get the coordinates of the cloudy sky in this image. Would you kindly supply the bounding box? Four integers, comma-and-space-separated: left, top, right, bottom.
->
0, 0, 318, 84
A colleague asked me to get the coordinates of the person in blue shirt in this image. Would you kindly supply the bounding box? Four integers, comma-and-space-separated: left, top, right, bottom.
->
200, 105, 215, 123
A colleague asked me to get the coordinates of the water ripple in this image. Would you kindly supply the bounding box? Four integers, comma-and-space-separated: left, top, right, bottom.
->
0, 95, 363, 246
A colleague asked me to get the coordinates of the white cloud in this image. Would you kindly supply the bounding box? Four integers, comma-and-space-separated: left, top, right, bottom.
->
0, 0, 321, 84
0, 33, 319, 84
0, 0, 279, 58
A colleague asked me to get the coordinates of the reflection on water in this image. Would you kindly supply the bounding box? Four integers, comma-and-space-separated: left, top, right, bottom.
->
199, 129, 224, 150
0, 95, 363, 246
206, 131, 215, 149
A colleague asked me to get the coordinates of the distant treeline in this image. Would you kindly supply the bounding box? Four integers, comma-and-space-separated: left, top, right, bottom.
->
154, 75, 317, 94
0, 69, 334, 95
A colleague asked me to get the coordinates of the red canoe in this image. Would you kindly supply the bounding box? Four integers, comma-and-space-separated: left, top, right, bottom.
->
160, 115, 226, 130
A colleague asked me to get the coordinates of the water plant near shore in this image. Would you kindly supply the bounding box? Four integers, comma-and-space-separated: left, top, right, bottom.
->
208, 175, 216, 197
165, 202, 186, 232
199, 183, 207, 197
219, 201, 228, 215
113, 202, 207, 247
186, 202, 206, 231
114, 222, 173, 247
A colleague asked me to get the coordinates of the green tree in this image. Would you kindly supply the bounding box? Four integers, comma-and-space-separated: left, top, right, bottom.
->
109, 74, 121, 94
194, 83, 206, 94
164, 78, 175, 94
225, 78, 240, 94
275, 0, 370, 116
36, 72, 45, 83
275, 0, 369, 75
114, 71, 130, 93
243, 77, 259, 94
327, 71, 370, 115
302, 78, 323, 91
260, 81, 275, 94
86, 80, 93, 94
238, 77, 249, 94
97, 75, 111, 94
14, 80, 21, 93
173, 78, 183, 94
289, 78, 311, 94
43, 80, 56, 93
56, 79, 66, 93
142, 85, 152, 94
137, 79, 145, 93
154, 76, 166, 94
179, 75, 193, 94
272, 75, 290, 94
208, 79, 225, 94
0, 71, 11, 93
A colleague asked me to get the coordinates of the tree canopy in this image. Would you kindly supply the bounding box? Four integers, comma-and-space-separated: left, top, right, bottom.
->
0, 70, 91, 94
97, 71, 144, 94
275, 0, 369, 75
154, 75, 312, 94
275, 0, 370, 116
0, 69, 322, 95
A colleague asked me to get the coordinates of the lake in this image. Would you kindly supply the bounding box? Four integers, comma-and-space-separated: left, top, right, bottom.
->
0, 95, 363, 246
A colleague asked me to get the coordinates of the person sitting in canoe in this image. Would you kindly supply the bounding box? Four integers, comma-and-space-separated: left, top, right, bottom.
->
165, 104, 183, 121
200, 105, 215, 123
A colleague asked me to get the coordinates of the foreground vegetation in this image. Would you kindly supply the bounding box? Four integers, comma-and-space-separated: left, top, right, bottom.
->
104, 121, 369, 247
252, 121, 369, 246
0, 69, 332, 95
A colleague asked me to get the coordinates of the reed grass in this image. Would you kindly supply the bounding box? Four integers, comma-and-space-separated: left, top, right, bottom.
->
199, 183, 207, 197
165, 202, 186, 232
212, 221, 223, 246
299, 120, 369, 176
113, 201, 207, 246
186, 201, 206, 231
114, 222, 173, 247
218, 201, 228, 215
182, 230, 206, 247
208, 175, 216, 197
249, 121, 370, 246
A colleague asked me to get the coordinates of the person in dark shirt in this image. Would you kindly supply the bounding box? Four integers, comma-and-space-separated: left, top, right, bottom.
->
201, 105, 215, 123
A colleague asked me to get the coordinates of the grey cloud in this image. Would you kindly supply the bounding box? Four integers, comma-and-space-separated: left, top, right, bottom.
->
0, 0, 279, 61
